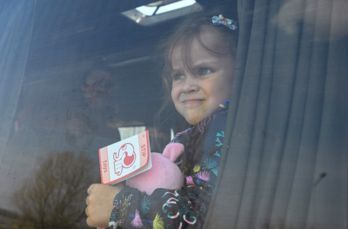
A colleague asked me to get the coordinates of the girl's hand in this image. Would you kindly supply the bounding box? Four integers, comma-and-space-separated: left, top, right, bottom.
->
85, 183, 124, 228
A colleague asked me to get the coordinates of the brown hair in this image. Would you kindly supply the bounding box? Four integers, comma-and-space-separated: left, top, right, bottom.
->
156, 11, 238, 123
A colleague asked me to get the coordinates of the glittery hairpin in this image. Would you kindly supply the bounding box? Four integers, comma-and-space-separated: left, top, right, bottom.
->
212, 14, 237, 30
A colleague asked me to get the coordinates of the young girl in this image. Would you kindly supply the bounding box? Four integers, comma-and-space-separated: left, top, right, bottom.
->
85, 12, 238, 229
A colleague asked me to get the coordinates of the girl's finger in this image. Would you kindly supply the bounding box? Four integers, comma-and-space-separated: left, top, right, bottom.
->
86, 196, 89, 206
86, 216, 93, 227
85, 206, 89, 217
87, 184, 95, 194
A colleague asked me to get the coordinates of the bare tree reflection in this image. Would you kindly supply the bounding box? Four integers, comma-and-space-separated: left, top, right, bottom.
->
12, 151, 98, 229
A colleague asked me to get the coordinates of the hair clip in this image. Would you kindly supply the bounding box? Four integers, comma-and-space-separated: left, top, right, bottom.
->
212, 14, 237, 30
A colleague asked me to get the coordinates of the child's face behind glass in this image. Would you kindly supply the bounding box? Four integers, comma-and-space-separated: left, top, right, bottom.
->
171, 28, 235, 125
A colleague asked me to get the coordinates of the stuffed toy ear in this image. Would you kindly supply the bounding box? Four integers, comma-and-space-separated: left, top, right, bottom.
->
162, 143, 184, 162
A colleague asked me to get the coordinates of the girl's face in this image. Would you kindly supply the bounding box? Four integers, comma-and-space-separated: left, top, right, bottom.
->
170, 28, 235, 125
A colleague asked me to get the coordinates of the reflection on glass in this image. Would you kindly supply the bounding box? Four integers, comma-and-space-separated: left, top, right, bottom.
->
156, 0, 196, 15
0, 0, 346, 229
13, 151, 98, 229
118, 126, 146, 140
136, 5, 158, 16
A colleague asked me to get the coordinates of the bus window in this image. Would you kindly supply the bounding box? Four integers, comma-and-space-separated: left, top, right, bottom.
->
0, 1, 346, 229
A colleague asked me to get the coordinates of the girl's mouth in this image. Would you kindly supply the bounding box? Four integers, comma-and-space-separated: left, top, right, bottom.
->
182, 99, 205, 105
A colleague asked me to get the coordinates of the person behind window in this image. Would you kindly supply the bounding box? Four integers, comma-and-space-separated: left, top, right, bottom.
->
85, 11, 238, 228
65, 68, 121, 147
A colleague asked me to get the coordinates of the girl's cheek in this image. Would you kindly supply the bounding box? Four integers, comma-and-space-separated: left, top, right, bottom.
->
171, 87, 176, 100
171, 82, 181, 96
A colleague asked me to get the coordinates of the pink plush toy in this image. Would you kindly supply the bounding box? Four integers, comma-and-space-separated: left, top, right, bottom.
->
126, 143, 184, 195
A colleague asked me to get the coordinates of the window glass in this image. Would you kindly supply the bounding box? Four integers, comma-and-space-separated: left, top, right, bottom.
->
0, 1, 346, 229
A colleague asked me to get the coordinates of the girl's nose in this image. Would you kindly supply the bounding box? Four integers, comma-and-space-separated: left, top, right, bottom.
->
181, 75, 199, 93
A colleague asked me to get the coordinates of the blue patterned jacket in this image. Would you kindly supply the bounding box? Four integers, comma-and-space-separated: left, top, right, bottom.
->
109, 101, 229, 229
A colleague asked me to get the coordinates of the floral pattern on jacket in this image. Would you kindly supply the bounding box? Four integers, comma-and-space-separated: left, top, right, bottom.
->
109, 100, 229, 229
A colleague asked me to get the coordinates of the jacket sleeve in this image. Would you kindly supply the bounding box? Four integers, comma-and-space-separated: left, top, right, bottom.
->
109, 184, 214, 229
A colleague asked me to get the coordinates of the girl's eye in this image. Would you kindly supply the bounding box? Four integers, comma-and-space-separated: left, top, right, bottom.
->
172, 73, 185, 81
198, 68, 212, 76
